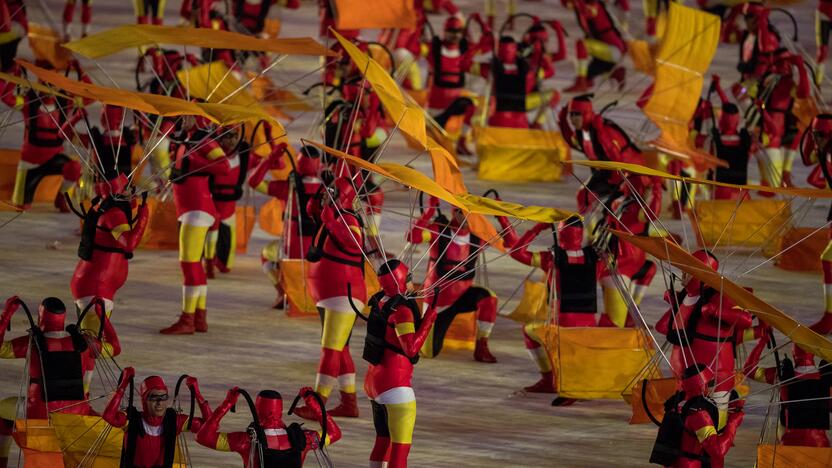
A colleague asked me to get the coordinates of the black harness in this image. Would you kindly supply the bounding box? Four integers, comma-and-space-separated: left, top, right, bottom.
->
712, 128, 752, 185
121, 407, 178, 468
430, 224, 481, 282
362, 292, 422, 366
306, 209, 365, 270
25, 90, 64, 148
431, 37, 469, 89
76, 196, 135, 261
492, 58, 529, 113
554, 246, 598, 313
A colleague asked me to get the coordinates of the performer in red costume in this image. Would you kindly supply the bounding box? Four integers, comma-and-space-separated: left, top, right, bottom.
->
203, 127, 246, 276
722, 3, 783, 100
233, 0, 299, 36
650, 363, 745, 468
91, 105, 137, 178
356, 259, 438, 468
196, 386, 341, 465
559, 95, 645, 214
519, 19, 567, 125
180, 0, 216, 27
655, 250, 753, 430
62, 0, 92, 39
70, 169, 148, 349
295, 176, 366, 418
496, 216, 598, 397
160, 119, 231, 335
818, 0, 832, 82
756, 50, 811, 189
407, 197, 498, 362
0, 66, 83, 212
800, 114, 832, 334
744, 337, 832, 447
104, 367, 212, 468
0, 297, 107, 418
704, 75, 753, 200
0, 1, 25, 72
476, 36, 533, 128
250, 144, 325, 306
427, 15, 492, 154
563, 0, 628, 92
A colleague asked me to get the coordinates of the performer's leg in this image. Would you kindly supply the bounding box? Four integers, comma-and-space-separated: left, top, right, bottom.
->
80, 0, 92, 36
629, 260, 657, 306
565, 39, 591, 92
260, 241, 284, 308
471, 287, 498, 363
811, 235, 832, 334
204, 219, 219, 279
598, 275, 630, 328
215, 211, 237, 272
370, 401, 392, 467
380, 388, 417, 468
329, 345, 358, 417
62, 0, 77, 38
522, 323, 555, 393
316, 307, 357, 399
161, 220, 210, 334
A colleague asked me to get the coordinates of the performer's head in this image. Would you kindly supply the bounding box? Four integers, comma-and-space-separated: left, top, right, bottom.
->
95, 173, 130, 198
681, 363, 714, 397
443, 16, 465, 44
718, 103, 740, 134
792, 345, 816, 370
332, 176, 356, 210
450, 206, 468, 230
297, 145, 324, 177
378, 259, 411, 296
38, 297, 66, 332
567, 96, 594, 130
217, 125, 242, 153
524, 23, 548, 52
742, 2, 765, 30
685, 249, 718, 293
140, 376, 169, 417
497, 36, 518, 63
101, 105, 125, 133
558, 216, 584, 257
811, 114, 832, 148
255, 390, 284, 428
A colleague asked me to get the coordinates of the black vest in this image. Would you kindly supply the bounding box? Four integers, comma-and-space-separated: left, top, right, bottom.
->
712, 129, 751, 185
431, 37, 469, 89
363, 292, 421, 366
493, 58, 529, 113
555, 247, 598, 313
77, 197, 134, 261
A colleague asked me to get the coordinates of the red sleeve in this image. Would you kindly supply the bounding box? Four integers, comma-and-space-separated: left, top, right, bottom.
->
655, 309, 672, 335
391, 302, 437, 357
322, 208, 363, 254
550, 23, 567, 63
702, 297, 752, 330
102, 388, 129, 428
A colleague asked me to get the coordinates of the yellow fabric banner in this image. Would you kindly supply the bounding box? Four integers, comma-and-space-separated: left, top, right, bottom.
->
756, 444, 832, 468
64, 25, 332, 59
614, 231, 832, 361
333, 0, 417, 29
19, 61, 276, 126
692, 199, 791, 248
474, 126, 567, 182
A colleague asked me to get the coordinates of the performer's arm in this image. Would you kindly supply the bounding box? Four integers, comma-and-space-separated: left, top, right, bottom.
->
392, 301, 438, 357
508, 222, 550, 268
406, 197, 438, 243
112, 199, 150, 253
196, 387, 242, 451
103, 367, 134, 428
694, 408, 745, 460
321, 205, 363, 253
741, 330, 776, 384
183, 376, 212, 433
298, 386, 341, 448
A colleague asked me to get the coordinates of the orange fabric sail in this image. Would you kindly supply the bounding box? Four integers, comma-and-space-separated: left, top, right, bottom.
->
332, 0, 417, 29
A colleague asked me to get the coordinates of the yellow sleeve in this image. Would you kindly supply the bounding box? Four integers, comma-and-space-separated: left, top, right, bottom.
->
206, 147, 226, 160
695, 425, 716, 443
215, 433, 232, 452
0, 342, 14, 359
395, 322, 415, 336
110, 224, 131, 241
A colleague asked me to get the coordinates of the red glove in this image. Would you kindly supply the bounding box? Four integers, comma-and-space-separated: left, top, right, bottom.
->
3, 295, 20, 318
185, 376, 200, 394
119, 367, 135, 391
300, 386, 322, 414
532, 222, 550, 235
711, 74, 721, 86
224, 387, 240, 405
269, 144, 287, 170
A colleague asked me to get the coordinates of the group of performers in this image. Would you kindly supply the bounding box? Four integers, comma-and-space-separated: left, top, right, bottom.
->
0, 0, 831, 467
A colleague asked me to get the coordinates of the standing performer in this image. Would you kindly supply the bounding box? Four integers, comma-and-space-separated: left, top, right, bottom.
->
160, 119, 231, 335
294, 177, 366, 418
744, 338, 832, 447
477, 36, 533, 128
800, 114, 832, 334
722, 3, 782, 100
204, 127, 246, 277
650, 363, 745, 468
426, 15, 492, 154
360, 260, 438, 468
70, 169, 149, 348
196, 386, 341, 466
496, 216, 598, 398
563, 0, 628, 92
407, 198, 498, 363
135, 0, 166, 24
818, 0, 832, 83
0, 67, 82, 212
558, 95, 645, 214
706, 75, 753, 200
62, 0, 92, 39
103, 367, 212, 468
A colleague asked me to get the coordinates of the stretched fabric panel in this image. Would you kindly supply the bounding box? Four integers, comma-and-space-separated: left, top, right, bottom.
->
757, 445, 832, 468
534, 326, 654, 400
505, 279, 549, 324
614, 231, 832, 361
27, 23, 72, 70
333, 0, 417, 29
280, 259, 318, 316
258, 198, 285, 236
642, 4, 721, 171
0, 148, 61, 209
628, 39, 654, 75
64, 25, 332, 59
775, 227, 826, 272
176, 61, 257, 107
571, 160, 832, 199
474, 126, 567, 182
629, 377, 677, 425
333, 30, 427, 148
691, 199, 791, 248
19, 61, 278, 126
139, 199, 254, 253
0, 72, 69, 97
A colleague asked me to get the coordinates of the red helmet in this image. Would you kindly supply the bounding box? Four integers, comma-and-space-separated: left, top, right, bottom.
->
378, 259, 410, 296
558, 217, 583, 252
101, 105, 125, 132
680, 363, 714, 397
525, 23, 549, 45
139, 375, 168, 413
741, 2, 765, 18
567, 97, 594, 128
333, 177, 356, 209
691, 249, 719, 272
255, 390, 283, 428
38, 297, 66, 333
297, 145, 323, 177
95, 173, 129, 198
718, 103, 740, 135
497, 36, 518, 63
444, 16, 464, 32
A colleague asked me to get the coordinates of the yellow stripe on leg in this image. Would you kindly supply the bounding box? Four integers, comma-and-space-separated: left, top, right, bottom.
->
386, 401, 417, 445
603, 286, 628, 328
321, 308, 357, 351
180, 225, 210, 262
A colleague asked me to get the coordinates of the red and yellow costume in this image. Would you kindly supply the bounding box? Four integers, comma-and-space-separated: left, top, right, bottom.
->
62, 0, 92, 39
407, 199, 498, 362
722, 4, 782, 100
160, 122, 231, 335
800, 114, 832, 334
103, 369, 211, 468
0, 68, 83, 211
363, 260, 437, 468
745, 339, 832, 447
497, 216, 598, 394
563, 0, 628, 92
703, 76, 753, 200
197, 386, 341, 466
134, 0, 166, 24
477, 36, 534, 129
300, 177, 366, 417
